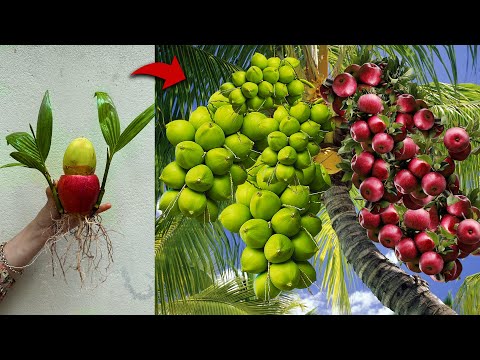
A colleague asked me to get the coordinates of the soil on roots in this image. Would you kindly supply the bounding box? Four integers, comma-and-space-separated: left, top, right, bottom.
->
48, 213, 113, 286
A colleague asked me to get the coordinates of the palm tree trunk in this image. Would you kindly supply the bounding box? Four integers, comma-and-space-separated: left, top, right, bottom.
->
324, 185, 456, 315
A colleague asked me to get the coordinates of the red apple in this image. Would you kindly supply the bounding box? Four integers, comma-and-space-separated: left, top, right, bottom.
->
382, 189, 402, 203
396, 94, 417, 113
446, 195, 471, 218
351, 151, 375, 177
394, 137, 417, 161
450, 259, 463, 280
394, 169, 418, 194
408, 157, 431, 179
380, 204, 399, 224
457, 219, 480, 245
421, 172, 446, 196
416, 99, 429, 110
457, 240, 480, 254
332, 96, 346, 116
358, 94, 384, 114
458, 251, 469, 259
411, 187, 429, 199
357, 63, 382, 86
358, 208, 381, 229
350, 120, 372, 142
441, 244, 459, 262
395, 238, 419, 262
393, 119, 408, 142
413, 109, 435, 130
395, 113, 414, 132
447, 174, 460, 195
352, 172, 363, 189
372, 133, 394, 154
442, 261, 457, 282
359, 177, 385, 202
367, 228, 380, 242
443, 127, 470, 153
428, 206, 440, 231
414, 232, 435, 253
57, 174, 100, 215
440, 214, 460, 234
367, 115, 387, 134
404, 208, 430, 231
344, 64, 361, 77
378, 224, 403, 249
402, 194, 423, 210
320, 84, 332, 102
333, 73, 357, 97
439, 157, 455, 177
410, 194, 434, 207
419, 251, 444, 275
406, 260, 422, 273
449, 143, 471, 161
371, 158, 389, 181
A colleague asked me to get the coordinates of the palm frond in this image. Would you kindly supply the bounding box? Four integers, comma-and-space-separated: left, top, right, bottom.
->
453, 272, 480, 315
168, 275, 302, 315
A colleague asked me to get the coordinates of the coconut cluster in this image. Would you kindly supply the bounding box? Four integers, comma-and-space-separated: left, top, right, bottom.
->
327, 59, 479, 282
159, 52, 333, 299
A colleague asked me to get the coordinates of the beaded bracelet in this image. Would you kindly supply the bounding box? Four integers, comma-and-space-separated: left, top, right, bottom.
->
0, 263, 15, 302
0, 242, 23, 275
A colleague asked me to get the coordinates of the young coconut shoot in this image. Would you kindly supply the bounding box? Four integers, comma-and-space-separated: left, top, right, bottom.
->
1, 91, 154, 285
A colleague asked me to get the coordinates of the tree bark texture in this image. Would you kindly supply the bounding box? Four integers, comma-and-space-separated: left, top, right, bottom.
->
324, 185, 456, 315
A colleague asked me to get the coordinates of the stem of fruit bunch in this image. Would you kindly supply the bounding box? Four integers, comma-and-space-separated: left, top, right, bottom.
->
43, 170, 64, 214
91, 149, 112, 215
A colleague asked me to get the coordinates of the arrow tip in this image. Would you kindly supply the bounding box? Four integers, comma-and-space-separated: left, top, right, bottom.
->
162, 56, 186, 89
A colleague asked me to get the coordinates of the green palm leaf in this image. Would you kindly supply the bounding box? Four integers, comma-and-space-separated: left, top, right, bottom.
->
453, 273, 480, 314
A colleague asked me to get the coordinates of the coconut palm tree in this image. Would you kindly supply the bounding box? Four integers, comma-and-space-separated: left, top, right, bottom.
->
156, 45, 480, 315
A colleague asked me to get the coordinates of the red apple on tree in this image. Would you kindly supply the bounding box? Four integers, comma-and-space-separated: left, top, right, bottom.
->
440, 214, 460, 234
350, 120, 372, 142
396, 94, 417, 113
332, 73, 358, 97
358, 94, 384, 114
367, 228, 380, 242
378, 224, 403, 249
359, 177, 385, 202
344, 64, 361, 77
419, 251, 444, 275
367, 115, 387, 134
414, 232, 436, 253
371, 158, 389, 181
413, 109, 435, 130
449, 143, 471, 161
351, 151, 375, 177
332, 96, 346, 116
395, 113, 414, 132
382, 189, 402, 203
372, 133, 394, 154
394, 169, 418, 194
439, 157, 455, 177
359, 208, 381, 229
406, 260, 422, 273
441, 244, 459, 262
402, 194, 423, 210
404, 208, 430, 231
394, 137, 417, 161
421, 172, 446, 196
408, 157, 431, 178
443, 127, 470, 153
446, 195, 471, 218
357, 63, 382, 86
380, 204, 399, 224
395, 238, 419, 262
457, 219, 480, 245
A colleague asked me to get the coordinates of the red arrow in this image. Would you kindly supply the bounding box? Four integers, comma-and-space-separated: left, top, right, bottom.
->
132, 56, 186, 89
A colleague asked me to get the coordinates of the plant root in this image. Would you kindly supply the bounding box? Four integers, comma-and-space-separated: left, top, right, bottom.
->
47, 213, 113, 286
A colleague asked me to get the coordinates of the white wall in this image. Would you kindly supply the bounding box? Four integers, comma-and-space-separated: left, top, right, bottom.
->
0, 45, 154, 314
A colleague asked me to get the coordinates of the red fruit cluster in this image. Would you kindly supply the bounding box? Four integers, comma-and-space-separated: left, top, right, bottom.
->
326, 60, 478, 283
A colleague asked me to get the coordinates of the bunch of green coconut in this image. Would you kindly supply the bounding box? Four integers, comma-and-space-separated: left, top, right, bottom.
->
158, 52, 333, 300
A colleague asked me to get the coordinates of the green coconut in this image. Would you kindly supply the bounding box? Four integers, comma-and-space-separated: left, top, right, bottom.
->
219, 82, 236, 96
246, 66, 263, 84
189, 106, 212, 130
235, 182, 258, 207
295, 151, 312, 170
287, 80, 305, 97
241, 112, 267, 141
205, 148, 234, 175
251, 52, 268, 70
256, 166, 288, 195
275, 164, 296, 183
219, 203, 252, 233
277, 146, 297, 165
160, 161, 187, 189
270, 260, 300, 291
267, 57, 281, 69
291, 230, 318, 261
241, 247, 268, 274
240, 219, 272, 249
208, 91, 230, 113
287, 95, 302, 106
232, 71, 247, 87
308, 193, 322, 214
289, 102, 311, 123
301, 213, 323, 237
278, 66, 296, 84
289, 132, 309, 152
254, 272, 281, 300
301, 164, 316, 185
247, 158, 265, 180
271, 208, 301, 237
296, 261, 317, 289
175, 141, 205, 170
213, 105, 244, 135
279, 116, 301, 136
309, 164, 331, 192
280, 185, 310, 210
247, 96, 265, 111
258, 117, 279, 138
250, 190, 282, 221
282, 57, 300, 68
274, 106, 289, 123
195, 122, 225, 151
307, 142, 320, 156
254, 138, 269, 152
295, 169, 304, 184
206, 175, 232, 202
262, 97, 274, 110
229, 88, 247, 108
273, 82, 289, 99
195, 198, 219, 223
165, 120, 196, 147
263, 67, 279, 84
264, 234, 294, 263
310, 103, 330, 124
261, 147, 278, 166
241, 82, 259, 99
258, 81, 274, 98
178, 188, 207, 217
185, 164, 214, 192
158, 190, 180, 216
267, 131, 288, 151
230, 164, 247, 185
300, 120, 321, 140
224, 133, 254, 162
